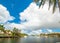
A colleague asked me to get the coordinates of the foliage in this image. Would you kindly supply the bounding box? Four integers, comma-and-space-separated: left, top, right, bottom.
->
19, 33, 28, 37
33, 0, 60, 13
0, 25, 28, 37
12, 27, 28, 37
12, 27, 19, 36
40, 33, 60, 37
0, 24, 5, 32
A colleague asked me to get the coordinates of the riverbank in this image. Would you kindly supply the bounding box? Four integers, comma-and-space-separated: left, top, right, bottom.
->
0, 36, 18, 38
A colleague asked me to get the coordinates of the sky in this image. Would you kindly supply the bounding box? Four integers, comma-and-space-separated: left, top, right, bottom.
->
0, 0, 33, 23
0, 0, 60, 35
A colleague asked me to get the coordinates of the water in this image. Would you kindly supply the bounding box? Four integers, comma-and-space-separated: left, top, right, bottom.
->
0, 36, 60, 43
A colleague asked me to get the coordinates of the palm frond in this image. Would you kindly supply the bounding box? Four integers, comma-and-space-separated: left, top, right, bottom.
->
33, 0, 40, 3
58, 0, 60, 11
53, 0, 56, 13
42, 0, 46, 7
33, 0, 60, 13
39, 0, 43, 8
48, 0, 52, 10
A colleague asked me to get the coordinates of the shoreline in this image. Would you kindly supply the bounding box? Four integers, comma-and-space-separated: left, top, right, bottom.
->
0, 36, 18, 38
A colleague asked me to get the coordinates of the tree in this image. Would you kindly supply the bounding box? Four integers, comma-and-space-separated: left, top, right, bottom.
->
33, 0, 60, 13
0, 24, 5, 32
12, 27, 20, 36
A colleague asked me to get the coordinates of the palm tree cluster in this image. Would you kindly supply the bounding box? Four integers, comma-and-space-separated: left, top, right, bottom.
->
33, 0, 60, 13
0, 25, 5, 32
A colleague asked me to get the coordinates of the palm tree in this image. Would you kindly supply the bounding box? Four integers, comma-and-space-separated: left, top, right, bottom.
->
0, 24, 6, 33
0, 25, 4, 32
13, 27, 20, 36
33, 0, 60, 13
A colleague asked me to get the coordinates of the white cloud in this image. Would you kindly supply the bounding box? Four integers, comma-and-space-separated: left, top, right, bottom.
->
4, 22, 14, 30
19, 2, 60, 30
0, 4, 15, 24
7, 2, 60, 30
29, 30, 42, 35
47, 29, 53, 33
20, 30, 29, 34
3, 2, 60, 34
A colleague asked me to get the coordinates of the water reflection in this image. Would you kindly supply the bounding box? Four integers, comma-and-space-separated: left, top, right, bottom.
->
0, 36, 60, 43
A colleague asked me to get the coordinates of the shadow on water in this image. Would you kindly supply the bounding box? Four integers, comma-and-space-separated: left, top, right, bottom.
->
0, 38, 20, 43
0, 36, 60, 43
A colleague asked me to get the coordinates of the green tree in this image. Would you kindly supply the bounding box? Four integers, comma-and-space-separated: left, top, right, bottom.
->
12, 27, 20, 37
33, 0, 60, 13
0, 24, 5, 32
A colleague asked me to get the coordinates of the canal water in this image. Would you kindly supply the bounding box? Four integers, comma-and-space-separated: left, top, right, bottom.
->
0, 36, 60, 43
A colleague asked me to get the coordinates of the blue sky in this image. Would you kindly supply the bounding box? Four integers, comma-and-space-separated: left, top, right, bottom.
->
0, 0, 32, 23
0, 0, 60, 34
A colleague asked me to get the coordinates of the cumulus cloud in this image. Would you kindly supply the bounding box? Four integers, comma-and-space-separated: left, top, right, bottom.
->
4, 2, 60, 34
0, 4, 15, 24
19, 2, 60, 30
